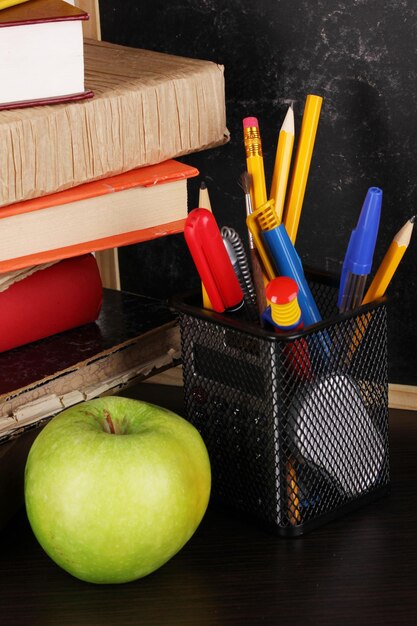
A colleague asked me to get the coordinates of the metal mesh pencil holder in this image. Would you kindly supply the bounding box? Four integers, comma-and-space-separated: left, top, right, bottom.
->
171, 270, 390, 536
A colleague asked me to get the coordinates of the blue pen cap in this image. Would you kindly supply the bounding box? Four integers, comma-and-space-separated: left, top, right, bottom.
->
346, 187, 382, 275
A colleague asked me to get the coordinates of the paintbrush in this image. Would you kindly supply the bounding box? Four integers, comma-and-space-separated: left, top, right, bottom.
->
239, 171, 268, 318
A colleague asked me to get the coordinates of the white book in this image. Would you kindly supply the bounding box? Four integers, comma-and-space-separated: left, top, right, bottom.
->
0, 0, 91, 109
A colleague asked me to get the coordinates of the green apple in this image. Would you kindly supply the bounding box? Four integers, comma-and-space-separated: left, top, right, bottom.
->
24, 396, 211, 584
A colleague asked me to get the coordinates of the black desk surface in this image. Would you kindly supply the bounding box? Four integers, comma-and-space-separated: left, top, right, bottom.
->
1, 384, 416, 626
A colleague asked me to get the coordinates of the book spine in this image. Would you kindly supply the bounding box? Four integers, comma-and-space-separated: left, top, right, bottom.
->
0, 254, 102, 352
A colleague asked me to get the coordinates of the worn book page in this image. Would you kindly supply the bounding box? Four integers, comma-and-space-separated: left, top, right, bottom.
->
0, 39, 229, 206
0, 262, 56, 292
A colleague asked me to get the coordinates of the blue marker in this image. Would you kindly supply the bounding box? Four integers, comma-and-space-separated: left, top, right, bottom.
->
338, 187, 382, 314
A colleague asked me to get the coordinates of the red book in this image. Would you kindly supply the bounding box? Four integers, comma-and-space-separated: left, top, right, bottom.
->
0, 0, 92, 110
0, 254, 103, 352
0, 159, 198, 273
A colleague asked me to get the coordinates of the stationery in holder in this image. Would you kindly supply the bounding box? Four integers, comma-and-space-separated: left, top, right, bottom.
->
171, 269, 390, 536
0, 254, 103, 352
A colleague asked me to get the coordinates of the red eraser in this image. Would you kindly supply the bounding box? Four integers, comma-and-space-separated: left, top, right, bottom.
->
243, 117, 259, 129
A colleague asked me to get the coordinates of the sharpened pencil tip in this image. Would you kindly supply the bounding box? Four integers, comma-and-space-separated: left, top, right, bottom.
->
410, 215, 416, 224
200, 180, 207, 190
281, 105, 295, 134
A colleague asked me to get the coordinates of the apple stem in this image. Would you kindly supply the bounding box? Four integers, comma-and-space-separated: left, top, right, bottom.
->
104, 410, 116, 434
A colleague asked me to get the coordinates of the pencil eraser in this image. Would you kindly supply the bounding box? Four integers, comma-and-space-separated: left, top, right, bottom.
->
243, 117, 259, 129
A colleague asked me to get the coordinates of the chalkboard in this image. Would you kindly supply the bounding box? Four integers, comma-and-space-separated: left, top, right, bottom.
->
100, 0, 417, 385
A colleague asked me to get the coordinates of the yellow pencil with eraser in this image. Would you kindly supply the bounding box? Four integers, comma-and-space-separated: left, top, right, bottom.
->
243, 117, 276, 281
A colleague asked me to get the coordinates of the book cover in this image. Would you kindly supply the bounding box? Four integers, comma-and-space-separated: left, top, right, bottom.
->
0, 262, 57, 292
1, 160, 199, 218
0, 0, 88, 25
0, 288, 181, 433
0, 159, 198, 273
0, 0, 31, 10
0, 0, 92, 110
0, 254, 103, 352
0, 90, 94, 111
0, 38, 228, 206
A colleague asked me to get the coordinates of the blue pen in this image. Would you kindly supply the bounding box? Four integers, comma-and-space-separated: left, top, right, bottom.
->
338, 187, 382, 314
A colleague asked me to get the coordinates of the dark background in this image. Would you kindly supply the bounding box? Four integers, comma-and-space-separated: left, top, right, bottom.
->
99, 0, 417, 385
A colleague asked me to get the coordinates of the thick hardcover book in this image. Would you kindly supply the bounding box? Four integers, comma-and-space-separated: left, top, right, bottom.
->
0, 288, 181, 439
0, 0, 92, 110
0, 255, 103, 352
0, 0, 31, 9
0, 38, 228, 207
0, 159, 198, 273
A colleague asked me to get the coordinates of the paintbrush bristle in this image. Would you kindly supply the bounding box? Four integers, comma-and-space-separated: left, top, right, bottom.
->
239, 171, 252, 195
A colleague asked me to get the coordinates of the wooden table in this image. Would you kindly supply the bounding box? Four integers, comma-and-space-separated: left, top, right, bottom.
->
1, 384, 416, 625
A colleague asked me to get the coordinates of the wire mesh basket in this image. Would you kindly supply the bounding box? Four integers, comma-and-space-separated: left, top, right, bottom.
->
171, 270, 390, 535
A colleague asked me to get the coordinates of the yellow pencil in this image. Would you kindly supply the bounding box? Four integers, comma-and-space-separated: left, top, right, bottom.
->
270, 104, 295, 224
243, 117, 276, 281
199, 180, 212, 213
349, 216, 415, 359
286, 458, 301, 526
362, 215, 415, 304
243, 116, 268, 211
198, 181, 213, 309
283, 94, 323, 244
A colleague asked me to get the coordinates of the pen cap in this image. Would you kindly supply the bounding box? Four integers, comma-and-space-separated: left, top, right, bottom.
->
184, 208, 243, 312
346, 187, 382, 275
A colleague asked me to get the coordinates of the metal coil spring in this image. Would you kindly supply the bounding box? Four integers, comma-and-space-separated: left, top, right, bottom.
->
221, 226, 257, 314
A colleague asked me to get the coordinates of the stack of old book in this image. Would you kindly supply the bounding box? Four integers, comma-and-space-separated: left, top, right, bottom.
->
0, 0, 228, 441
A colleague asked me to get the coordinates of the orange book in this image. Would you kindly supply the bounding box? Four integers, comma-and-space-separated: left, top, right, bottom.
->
0, 0, 92, 110
0, 159, 199, 273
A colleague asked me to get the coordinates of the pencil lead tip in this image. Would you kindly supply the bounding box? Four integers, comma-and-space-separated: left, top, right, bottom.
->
410, 215, 416, 224
200, 180, 207, 190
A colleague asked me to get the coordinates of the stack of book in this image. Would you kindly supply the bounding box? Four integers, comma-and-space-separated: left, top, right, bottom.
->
0, 18, 228, 205
0, 0, 228, 440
